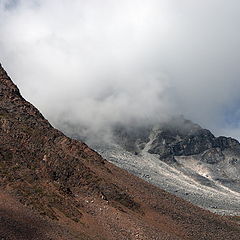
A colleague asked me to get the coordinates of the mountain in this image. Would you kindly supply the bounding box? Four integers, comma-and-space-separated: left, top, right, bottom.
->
0, 63, 240, 240
87, 117, 240, 216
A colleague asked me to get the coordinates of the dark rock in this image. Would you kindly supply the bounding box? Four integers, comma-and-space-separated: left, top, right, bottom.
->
110, 115, 240, 166
201, 148, 225, 164
148, 128, 217, 159
147, 122, 240, 164
214, 136, 240, 151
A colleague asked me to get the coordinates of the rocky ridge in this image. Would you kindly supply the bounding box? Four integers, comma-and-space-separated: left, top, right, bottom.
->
89, 118, 240, 215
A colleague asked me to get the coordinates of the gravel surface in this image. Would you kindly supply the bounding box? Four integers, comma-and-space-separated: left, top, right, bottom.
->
92, 140, 240, 216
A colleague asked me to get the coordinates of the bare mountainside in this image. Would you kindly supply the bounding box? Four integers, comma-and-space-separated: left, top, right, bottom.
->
0, 63, 240, 240
86, 119, 240, 216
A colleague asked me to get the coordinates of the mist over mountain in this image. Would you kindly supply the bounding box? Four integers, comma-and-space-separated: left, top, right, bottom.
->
1, 0, 240, 140
2, 61, 240, 239
84, 116, 240, 216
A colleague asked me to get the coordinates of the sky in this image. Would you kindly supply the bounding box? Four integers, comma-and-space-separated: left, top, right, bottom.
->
0, 0, 240, 139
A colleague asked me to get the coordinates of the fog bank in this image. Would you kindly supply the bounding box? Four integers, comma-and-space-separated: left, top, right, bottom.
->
1, 0, 240, 139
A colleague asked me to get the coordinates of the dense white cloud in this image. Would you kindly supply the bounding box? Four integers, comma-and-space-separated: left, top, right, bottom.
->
0, 0, 240, 139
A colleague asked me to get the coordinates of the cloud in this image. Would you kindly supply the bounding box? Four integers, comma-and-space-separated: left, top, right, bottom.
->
0, 0, 240, 139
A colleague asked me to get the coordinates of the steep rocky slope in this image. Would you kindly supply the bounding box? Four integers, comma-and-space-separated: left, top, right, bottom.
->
0, 63, 240, 239
89, 118, 240, 216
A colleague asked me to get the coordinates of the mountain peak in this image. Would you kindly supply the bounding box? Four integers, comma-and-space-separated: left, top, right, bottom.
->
0, 64, 48, 122
0, 63, 20, 97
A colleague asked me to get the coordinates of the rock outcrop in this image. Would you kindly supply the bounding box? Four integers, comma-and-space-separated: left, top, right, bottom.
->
112, 117, 240, 165
90, 117, 240, 215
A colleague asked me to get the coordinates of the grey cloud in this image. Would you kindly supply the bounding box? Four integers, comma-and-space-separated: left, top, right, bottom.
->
0, 0, 240, 139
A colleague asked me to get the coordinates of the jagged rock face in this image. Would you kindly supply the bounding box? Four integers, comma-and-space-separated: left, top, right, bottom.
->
112, 118, 240, 165
95, 116, 240, 215
149, 128, 215, 160
151, 129, 240, 166
201, 148, 225, 164
148, 128, 236, 163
